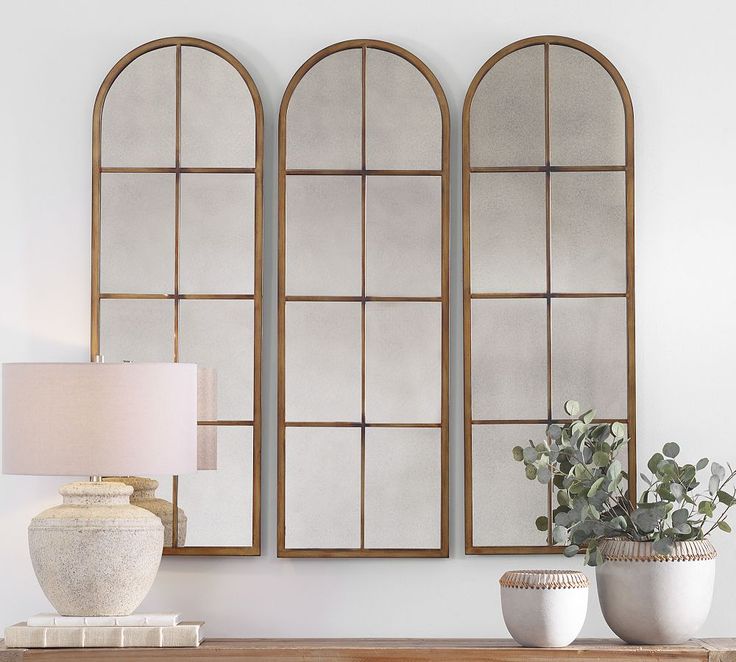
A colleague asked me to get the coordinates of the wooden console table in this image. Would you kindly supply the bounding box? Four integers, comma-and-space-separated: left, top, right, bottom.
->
1, 639, 735, 661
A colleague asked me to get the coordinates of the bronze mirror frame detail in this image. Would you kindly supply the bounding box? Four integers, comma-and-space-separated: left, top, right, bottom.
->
278, 39, 450, 558
91, 36, 263, 556
462, 35, 636, 555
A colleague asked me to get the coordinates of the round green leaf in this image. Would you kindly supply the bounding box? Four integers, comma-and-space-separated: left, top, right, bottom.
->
593, 451, 609, 467
512, 445, 524, 462
525, 464, 538, 481
582, 409, 596, 424
587, 477, 605, 497
552, 525, 568, 545
537, 466, 551, 484
662, 442, 680, 459
611, 422, 625, 438
564, 400, 580, 417
672, 507, 689, 525
696, 457, 709, 471
563, 544, 580, 557
647, 452, 664, 474
535, 516, 549, 532
718, 521, 732, 533
523, 446, 538, 463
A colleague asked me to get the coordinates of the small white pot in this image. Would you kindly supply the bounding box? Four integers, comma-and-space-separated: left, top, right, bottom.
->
500, 570, 589, 647
596, 539, 716, 645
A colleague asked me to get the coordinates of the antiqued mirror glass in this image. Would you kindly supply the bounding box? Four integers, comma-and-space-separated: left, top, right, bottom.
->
363, 428, 442, 549
470, 299, 547, 421
285, 427, 362, 549
463, 36, 635, 554
286, 49, 362, 170
471, 424, 548, 547
92, 37, 263, 555
280, 40, 449, 557
285, 176, 362, 296
365, 177, 442, 297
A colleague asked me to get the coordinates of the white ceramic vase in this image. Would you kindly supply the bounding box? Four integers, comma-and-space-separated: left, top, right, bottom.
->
28, 481, 164, 616
596, 539, 716, 644
500, 570, 589, 647
104, 476, 187, 546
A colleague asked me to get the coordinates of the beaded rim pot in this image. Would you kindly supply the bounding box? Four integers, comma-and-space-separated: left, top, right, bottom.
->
596, 539, 717, 645
499, 570, 589, 647
28, 481, 164, 616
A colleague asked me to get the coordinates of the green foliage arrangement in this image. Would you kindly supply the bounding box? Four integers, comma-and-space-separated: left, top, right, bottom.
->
512, 399, 736, 566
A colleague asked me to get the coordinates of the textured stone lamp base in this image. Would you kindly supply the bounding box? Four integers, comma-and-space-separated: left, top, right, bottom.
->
28, 481, 164, 617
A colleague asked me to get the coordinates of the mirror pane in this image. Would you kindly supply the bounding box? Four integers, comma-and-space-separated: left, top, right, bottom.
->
472, 424, 548, 546
471, 299, 547, 420
180, 46, 255, 168
551, 297, 627, 419
364, 427, 441, 549
365, 48, 441, 170
179, 173, 255, 294
365, 302, 441, 423
102, 47, 176, 167
99, 299, 173, 362
178, 426, 253, 547
286, 302, 361, 422
550, 172, 626, 293
549, 45, 625, 165
286, 176, 362, 296
470, 173, 546, 293
178, 300, 254, 421
469, 45, 545, 167
100, 174, 175, 294
365, 176, 441, 297
285, 426, 361, 549
286, 49, 361, 169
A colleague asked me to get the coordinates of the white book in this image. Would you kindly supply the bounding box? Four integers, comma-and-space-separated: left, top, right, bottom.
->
27, 612, 181, 627
4, 621, 203, 648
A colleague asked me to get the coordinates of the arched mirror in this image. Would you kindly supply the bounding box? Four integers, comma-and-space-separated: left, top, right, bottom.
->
278, 40, 449, 557
463, 36, 635, 554
91, 37, 263, 555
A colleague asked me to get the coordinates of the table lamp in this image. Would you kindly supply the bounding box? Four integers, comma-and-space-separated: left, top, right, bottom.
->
2, 362, 197, 617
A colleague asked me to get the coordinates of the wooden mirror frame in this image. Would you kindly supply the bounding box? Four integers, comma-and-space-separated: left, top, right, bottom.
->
278, 39, 450, 558
91, 36, 263, 556
462, 35, 636, 555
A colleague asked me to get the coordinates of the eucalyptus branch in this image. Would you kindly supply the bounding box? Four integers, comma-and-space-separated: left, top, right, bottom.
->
512, 399, 735, 566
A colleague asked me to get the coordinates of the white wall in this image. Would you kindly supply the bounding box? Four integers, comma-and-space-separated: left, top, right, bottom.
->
2, 0, 736, 638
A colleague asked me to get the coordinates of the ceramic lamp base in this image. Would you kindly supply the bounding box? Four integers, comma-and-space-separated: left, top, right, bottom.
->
28, 481, 164, 616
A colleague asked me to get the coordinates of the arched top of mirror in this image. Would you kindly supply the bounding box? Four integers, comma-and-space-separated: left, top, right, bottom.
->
465, 36, 632, 168
281, 39, 449, 171
95, 37, 262, 169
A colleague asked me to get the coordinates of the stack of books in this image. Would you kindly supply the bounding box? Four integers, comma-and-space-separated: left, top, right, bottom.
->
4, 613, 203, 648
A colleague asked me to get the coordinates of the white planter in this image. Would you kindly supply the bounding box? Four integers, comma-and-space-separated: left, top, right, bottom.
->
500, 570, 589, 647
28, 481, 164, 616
596, 539, 716, 645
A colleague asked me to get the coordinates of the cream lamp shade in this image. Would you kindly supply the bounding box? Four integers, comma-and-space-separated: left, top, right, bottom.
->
2, 362, 198, 476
